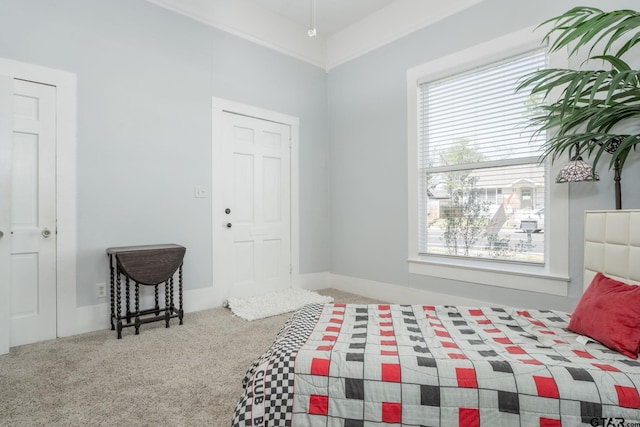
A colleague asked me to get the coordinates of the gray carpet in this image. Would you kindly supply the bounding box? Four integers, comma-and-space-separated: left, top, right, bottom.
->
0, 289, 382, 427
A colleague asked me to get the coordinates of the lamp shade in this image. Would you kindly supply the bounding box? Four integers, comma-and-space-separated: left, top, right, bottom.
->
555, 156, 599, 183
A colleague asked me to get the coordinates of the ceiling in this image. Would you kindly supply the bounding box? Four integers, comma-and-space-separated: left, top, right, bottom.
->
248, 0, 397, 36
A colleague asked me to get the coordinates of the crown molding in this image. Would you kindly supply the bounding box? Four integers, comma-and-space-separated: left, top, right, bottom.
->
146, 0, 484, 70
326, 0, 484, 69
146, 0, 327, 68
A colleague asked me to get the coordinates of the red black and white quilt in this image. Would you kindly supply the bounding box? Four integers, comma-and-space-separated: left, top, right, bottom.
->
231, 304, 640, 426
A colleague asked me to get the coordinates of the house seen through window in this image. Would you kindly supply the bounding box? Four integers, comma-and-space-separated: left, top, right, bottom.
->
418, 49, 547, 264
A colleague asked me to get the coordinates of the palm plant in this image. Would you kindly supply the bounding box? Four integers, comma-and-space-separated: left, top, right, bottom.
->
517, 6, 640, 207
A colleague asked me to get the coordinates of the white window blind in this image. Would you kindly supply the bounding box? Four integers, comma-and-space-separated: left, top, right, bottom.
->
418, 48, 548, 264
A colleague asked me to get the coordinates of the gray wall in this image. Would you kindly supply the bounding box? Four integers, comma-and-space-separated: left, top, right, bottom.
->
2, 0, 638, 311
327, 0, 640, 312
0, 0, 329, 306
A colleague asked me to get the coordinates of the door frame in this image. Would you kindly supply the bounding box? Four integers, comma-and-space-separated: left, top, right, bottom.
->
0, 58, 77, 354
211, 97, 299, 305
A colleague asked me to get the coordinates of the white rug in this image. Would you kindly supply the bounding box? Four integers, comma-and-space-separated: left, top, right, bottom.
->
225, 288, 334, 321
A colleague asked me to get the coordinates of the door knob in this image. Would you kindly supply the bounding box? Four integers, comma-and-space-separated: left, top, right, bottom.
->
225, 208, 231, 214
42, 227, 52, 238
0, 230, 3, 238
226, 223, 232, 228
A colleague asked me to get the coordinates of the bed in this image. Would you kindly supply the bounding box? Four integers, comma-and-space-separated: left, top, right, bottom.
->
231, 210, 640, 426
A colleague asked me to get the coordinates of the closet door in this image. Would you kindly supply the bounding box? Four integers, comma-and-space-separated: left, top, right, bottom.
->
0, 77, 57, 348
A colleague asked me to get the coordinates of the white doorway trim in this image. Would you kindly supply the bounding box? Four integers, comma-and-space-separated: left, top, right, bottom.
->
0, 58, 77, 354
211, 97, 299, 306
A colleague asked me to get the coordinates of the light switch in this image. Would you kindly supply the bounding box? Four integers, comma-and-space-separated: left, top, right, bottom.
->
194, 186, 207, 198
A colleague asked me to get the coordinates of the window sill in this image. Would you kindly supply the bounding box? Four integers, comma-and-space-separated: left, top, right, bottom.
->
408, 256, 569, 296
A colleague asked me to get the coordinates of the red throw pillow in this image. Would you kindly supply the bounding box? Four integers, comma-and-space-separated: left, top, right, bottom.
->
568, 273, 640, 359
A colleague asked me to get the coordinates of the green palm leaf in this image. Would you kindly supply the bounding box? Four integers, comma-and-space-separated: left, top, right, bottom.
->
518, 6, 640, 182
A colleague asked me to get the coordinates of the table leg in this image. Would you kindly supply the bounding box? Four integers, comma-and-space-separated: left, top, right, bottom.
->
116, 272, 122, 339
169, 277, 175, 314
178, 264, 184, 325
125, 276, 131, 324
134, 283, 140, 335
109, 255, 115, 331
164, 280, 170, 328
154, 284, 160, 316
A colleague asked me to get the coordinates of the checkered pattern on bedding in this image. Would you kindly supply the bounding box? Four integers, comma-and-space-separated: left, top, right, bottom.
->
231, 304, 640, 426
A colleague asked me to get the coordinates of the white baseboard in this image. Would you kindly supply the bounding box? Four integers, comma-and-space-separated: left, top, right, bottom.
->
57, 272, 330, 338
58, 284, 221, 337
56, 271, 495, 339
328, 273, 496, 307
294, 271, 330, 291
57, 271, 331, 338
297, 271, 495, 306
58, 302, 110, 337
184, 285, 219, 312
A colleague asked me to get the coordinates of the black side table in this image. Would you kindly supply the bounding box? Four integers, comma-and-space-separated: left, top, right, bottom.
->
106, 244, 186, 339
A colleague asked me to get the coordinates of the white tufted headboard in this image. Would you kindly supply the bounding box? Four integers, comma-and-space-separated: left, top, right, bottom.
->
583, 210, 640, 291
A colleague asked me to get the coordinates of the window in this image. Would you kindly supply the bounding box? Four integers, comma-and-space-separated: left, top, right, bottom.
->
418, 49, 547, 264
406, 27, 570, 296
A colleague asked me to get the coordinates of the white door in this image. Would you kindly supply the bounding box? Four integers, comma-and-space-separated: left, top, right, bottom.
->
0, 78, 57, 347
217, 112, 291, 299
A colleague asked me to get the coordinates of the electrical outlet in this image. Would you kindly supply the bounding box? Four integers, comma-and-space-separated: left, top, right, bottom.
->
96, 283, 107, 298
194, 185, 207, 198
